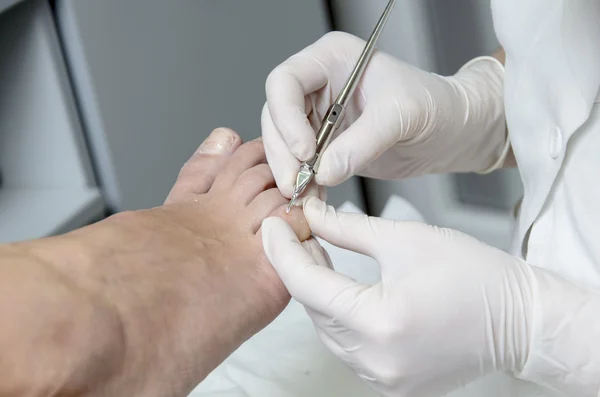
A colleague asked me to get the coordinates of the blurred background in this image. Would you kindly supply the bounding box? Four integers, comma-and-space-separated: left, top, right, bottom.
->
0, 0, 523, 250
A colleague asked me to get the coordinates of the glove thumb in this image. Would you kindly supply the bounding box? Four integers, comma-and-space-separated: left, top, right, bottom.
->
316, 103, 400, 186
302, 197, 380, 257
262, 216, 368, 324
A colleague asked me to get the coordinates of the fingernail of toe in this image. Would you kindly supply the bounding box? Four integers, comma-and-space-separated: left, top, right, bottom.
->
199, 128, 235, 154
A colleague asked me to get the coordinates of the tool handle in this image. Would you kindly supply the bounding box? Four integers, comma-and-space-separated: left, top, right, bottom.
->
306, 103, 346, 170
335, 0, 397, 108
305, 0, 397, 173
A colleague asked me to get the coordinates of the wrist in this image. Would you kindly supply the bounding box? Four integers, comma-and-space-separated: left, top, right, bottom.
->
447, 56, 509, 174
501, 258, 536, 373
516, 267, 600, 396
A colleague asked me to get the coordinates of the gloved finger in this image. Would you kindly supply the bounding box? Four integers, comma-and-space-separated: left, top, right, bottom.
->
307, 306, 361, 347
315, 184, 328, 202
301, 237, 334, 270
263, 102, 329, 201
266, 54, 328, 161
262, 217, 369, 324
316, 102, 400, 186
296, 180, 328, 204
261, 103, 301, 198
313, 325, 351, 361
303, 197, 382, 258
314, 326, 369, 380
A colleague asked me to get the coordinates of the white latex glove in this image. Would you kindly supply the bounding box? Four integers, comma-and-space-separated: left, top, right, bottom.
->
262, 32, 508, 198
262, 198, 600, 397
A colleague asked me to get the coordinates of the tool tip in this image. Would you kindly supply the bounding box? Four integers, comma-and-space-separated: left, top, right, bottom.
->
286, 197, 296, 213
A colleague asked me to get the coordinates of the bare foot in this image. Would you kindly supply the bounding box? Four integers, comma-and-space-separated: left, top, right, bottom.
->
116, 128, 313, 394
27, 128, 311, 397
165, 128, 310, 240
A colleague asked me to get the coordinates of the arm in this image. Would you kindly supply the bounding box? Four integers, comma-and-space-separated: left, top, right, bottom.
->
492, 47, 506, 64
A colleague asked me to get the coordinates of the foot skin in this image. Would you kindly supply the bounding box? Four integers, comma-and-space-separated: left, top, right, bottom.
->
27, 128, 311, 397
121, 128, 312, 395
165, 128, 310, 240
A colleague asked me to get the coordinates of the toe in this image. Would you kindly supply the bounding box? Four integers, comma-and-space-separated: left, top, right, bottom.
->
235, 164, 277, 205
248, 187, 312, 241
248, 188, 289, 232
165, 128, 241, 204
212, 139, 267, 190
268, 205, 312, 242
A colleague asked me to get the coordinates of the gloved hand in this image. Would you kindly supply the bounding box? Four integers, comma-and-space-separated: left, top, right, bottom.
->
262, 198, 600, 397
262, 32, 508, 198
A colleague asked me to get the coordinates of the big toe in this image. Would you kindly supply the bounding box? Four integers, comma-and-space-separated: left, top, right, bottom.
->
269, 205, 312, 242
166, 128, 242, 204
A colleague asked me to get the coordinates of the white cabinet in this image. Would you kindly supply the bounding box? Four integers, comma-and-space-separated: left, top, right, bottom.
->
0, 0, 103, 243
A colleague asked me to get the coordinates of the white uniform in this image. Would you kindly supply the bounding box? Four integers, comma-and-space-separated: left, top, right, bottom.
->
496, 0, 600, 282
448, 1, 600, 396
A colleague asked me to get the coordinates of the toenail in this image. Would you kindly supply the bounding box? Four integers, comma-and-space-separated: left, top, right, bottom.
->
199, 128, 235, 155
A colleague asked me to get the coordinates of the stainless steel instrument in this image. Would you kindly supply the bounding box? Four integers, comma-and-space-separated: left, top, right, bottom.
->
287, 0, 397, 212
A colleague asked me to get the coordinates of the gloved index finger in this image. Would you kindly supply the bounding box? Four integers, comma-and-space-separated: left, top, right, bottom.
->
262, 217, 368, 328
316, 103, 400, 186
265, 54, 329, 162
261, 103, 300, 198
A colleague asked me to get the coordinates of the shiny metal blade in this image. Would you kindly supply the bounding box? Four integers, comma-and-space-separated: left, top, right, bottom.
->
286, 197, 295, 214
287, 164, 314, 213
293, 165, 314, 197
